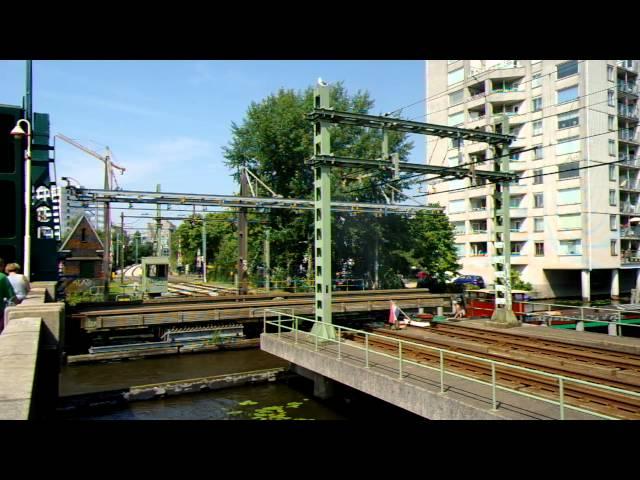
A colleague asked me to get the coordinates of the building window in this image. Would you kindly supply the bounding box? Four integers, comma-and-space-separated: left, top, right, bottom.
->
455, 243, 465, 257
610, 189, 617, 206
532, 96, 543, 112
81, 228, 87, 242
470, 242, 487, 256
610, 215, 617, 231
558, 110, 579, 129
557, 60, 578, 79
511, 241, 525, 255
448, 111, 464, 126
609, 164, 616, 181
452, 221, 466, 235
509, 195, 524, 208
533, 169, 543, 184
533, 145, 543, 160
609, 139, 616, 156
608, 90, 615, 106
448, 68, 464, 86
558, 85, 579, 104
534, 193, 544, 208
532, 120, 543, 136
534, 217, 545, 232
609, 115, 615, 131
556, 136, 580, 156
510, 218, 525, 232
607, 65, 614, 82
532, 73, 542, 88
559, 239, 582, 255
558, 213, 581, 230
558, 161, 580, 180
449, 89, 464, 106
535, 242, 544, 256
611, 240, 618, 256
558, 187, 581, 205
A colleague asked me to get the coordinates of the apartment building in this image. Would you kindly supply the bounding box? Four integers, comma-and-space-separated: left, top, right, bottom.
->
426, 60, 640, 299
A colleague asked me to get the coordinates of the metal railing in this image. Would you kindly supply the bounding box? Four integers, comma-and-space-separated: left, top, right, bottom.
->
618, 81, 638, 95
619, 129, 639, 142
622, 250, 640, 263
619, 178, 640, 190
263, 309, 640, 420
618, 105, 639, 119
621, 227, 640, 237
619, 155, 640, 167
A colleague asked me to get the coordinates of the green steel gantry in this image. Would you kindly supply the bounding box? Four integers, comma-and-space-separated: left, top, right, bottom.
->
306, 84, 518, 338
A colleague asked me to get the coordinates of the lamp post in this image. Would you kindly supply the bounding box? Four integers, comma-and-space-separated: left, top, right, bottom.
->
10, 119, 32, 279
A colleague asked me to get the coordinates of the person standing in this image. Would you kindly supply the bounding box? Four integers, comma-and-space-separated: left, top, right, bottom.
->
0, 258, 16, 333
5, 263, 30, 303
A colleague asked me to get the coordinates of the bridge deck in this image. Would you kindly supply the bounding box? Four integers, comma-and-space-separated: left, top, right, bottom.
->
261, 331, 599, 420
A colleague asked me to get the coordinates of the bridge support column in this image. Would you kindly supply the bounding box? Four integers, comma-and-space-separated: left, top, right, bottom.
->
581, 270, 591, 303
611, 269, 619, 300
291, 364, 335, 400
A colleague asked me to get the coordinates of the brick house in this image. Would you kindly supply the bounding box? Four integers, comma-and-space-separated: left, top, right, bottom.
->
58, 215, 104, 279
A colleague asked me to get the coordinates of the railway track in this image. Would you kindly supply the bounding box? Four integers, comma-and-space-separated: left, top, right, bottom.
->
358, 327, 640, 419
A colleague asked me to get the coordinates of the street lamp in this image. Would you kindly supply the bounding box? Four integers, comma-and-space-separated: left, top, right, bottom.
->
10, 119, 32, 279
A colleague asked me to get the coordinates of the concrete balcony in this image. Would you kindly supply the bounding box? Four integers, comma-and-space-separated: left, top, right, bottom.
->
619, 129, 639, 144
621, 250, 640, 265
621, 227, 640, 238
466, 93, 486, 110
619, 179, 640, 191
486, 90, 527, 105
620, 203, 640, 213
619, 154, 640, 168
618, 81, 639, 97
618, 105, 639, 121
617, 60, 638, 75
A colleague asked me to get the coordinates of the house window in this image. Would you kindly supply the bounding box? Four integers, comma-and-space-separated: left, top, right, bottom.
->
558, 213, 581, 230
532, 96, 543, 112
611, 240, 618, 256
558, 85, 579, 104
609, 139, 616, 156
81, 228, 87, 242
535, 242, 544, 256
534, 193, 544, 208
557, 60, 578, 79
609, 164, 616, 181
608, 90, 615, 106
532, 120, 543, 136
558, 161, 580, 180
607, 65, 614, 81
559, 239, 582, 255
534, 169, 544, 184
455, 244, 465, 257
510, 218, 525, 232
610, 189, 617, 206
609, 115, 615, 131
532, 73, 542, 88
610, 215, 617, 231
558, 110, 579, 129
448, 68, 464, 86
449, 89, 464, 106
558, 187, 581, 205
534, 217, 545, 232
509, 195, 524, 208
452, 221, 466, 235
556, 136, 580, 156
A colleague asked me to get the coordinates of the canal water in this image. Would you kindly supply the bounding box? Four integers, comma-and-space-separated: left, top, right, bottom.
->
61, 349, 424, 421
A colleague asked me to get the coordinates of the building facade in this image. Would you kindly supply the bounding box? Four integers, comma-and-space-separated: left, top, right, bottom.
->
58, 215, 104, 279
426, 60, 640, 299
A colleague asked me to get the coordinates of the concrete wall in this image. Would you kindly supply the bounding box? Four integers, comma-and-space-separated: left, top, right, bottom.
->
0, 318, 43, 419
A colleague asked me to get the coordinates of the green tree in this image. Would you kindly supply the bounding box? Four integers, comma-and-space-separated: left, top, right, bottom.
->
221, 83, 459, 287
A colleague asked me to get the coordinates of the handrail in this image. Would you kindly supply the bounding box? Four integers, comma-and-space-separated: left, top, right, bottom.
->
263, 309, 640, 420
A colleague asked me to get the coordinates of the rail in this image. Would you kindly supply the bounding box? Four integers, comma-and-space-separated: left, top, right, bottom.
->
263, 309, 640, 420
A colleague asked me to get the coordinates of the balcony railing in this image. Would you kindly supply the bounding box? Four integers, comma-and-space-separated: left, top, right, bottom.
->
490, 87, 523, 94
621, 228, 640, 238
618, 105, 639, 119
470, 205, 487, 212
622, 250, 640, 263
468, 91, 485, 101
618, 81, 638, 95
619, 153, 640, 167
468, 114, 486, 122
619, 129, 639, 142
620, 203, 640, 213
618, 60, 637, 72
620, 179, 640, 190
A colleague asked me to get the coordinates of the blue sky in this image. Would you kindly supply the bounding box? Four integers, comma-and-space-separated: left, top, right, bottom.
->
0, 60, 427, 198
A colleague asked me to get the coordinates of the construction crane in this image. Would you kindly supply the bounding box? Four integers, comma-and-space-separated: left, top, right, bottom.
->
55, 134, 126, 298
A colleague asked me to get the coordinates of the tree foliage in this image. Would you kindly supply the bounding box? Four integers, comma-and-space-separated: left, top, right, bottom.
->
176, 82, 461, 288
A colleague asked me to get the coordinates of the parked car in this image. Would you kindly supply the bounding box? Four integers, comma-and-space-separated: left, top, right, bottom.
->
453, 275, 485, 289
